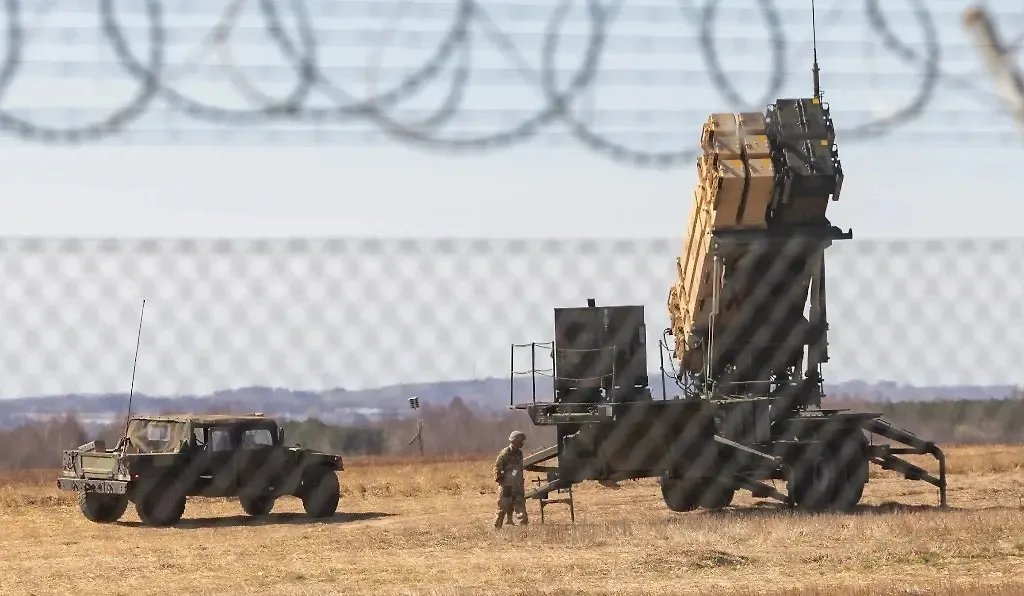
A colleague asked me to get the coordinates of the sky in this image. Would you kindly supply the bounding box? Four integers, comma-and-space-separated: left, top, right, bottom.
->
0, 0, 1023, 398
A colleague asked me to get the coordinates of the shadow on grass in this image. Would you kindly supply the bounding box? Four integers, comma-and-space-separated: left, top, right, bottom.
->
697, 500, 981, 519
118, 510, 395, 529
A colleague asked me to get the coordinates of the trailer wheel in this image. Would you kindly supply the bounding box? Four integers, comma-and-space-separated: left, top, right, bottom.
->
787, 447, 840, 512
829, 433, 869, 512
660, 477, 701, 512
699, 481, 735, 510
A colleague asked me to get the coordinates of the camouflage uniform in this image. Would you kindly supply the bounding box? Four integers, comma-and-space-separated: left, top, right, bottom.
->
493, 430, 528, 528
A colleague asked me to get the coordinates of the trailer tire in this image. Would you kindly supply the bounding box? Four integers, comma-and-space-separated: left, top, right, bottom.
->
829, 433, 869, 512
787, 446, 840, 512
660, 477, 701, 512
699, 482, 735, 510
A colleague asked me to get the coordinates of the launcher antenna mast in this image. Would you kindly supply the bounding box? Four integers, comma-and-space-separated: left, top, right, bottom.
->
811, 0, 821, 100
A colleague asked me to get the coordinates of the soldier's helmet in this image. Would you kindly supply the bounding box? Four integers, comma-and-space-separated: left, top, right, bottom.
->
509, 430, 526, 443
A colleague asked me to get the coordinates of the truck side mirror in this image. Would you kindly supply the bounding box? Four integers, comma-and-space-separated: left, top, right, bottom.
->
278, 427, 285, 444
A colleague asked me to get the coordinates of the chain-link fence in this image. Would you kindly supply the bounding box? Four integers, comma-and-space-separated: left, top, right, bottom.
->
4, 0, 1024, 528
0, 236, 1019, 398
1, 235, 1016, 524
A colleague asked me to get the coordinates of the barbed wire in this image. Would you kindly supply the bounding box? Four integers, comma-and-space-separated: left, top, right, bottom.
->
0, 0, 1021, 167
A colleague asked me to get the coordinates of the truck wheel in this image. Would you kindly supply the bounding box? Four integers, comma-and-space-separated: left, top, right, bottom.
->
134, 492, 186, 527
787, 446, 840, 512
240, 495, 275, 517
660, 477, 701, 512
301, 469, 340, 518
78, 492, 128, 523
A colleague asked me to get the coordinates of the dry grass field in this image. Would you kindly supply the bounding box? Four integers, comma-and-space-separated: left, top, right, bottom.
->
2, 445, 1024, 596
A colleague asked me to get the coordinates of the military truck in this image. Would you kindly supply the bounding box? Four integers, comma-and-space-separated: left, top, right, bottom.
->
57, 413, 344, 527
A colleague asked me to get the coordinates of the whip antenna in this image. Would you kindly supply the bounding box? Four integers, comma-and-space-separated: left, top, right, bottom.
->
811, 0, 821, 100
122, 298, 147, 437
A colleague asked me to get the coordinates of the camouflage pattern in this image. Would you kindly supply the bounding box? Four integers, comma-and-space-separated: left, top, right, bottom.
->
492, 432, 528, 528
493, 443, 527, 492
494, 485, 527, 528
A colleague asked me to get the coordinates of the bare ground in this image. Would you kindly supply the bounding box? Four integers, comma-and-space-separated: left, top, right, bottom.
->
2, 444, 1024, 595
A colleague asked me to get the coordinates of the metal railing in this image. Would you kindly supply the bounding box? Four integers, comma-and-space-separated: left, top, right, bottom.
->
510, 342, 629, 406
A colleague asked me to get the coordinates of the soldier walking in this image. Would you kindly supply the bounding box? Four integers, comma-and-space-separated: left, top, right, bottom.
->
493, 430, 528, 528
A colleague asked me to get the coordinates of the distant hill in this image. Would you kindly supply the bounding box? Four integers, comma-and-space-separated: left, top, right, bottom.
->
822, 380, 1020, 402
0, 374, 1018, 430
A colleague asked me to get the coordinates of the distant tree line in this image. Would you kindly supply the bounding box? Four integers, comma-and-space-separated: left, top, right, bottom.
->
0, 414, 91, 469
2, 395, 1022, 469
278, 418, 387, 455
827, 395, 1024, 443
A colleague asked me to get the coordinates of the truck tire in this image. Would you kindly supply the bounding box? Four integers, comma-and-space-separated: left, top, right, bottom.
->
660, 477, 701, 512
134, 491, 186, 527
240, 495, 275, 517
78, 491, 128, 523
301, 469, 340, 518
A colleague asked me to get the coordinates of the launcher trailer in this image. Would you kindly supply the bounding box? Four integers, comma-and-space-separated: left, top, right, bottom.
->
509, 95, 947, 514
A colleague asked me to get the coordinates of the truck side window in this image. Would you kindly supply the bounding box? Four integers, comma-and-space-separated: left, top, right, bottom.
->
242, 429, 274, 448
146, 423, 170, 442
210, 428, 232, 451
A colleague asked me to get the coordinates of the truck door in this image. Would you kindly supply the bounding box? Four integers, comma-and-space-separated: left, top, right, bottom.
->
201, 426, 238, 496
236, 426, 282, 495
